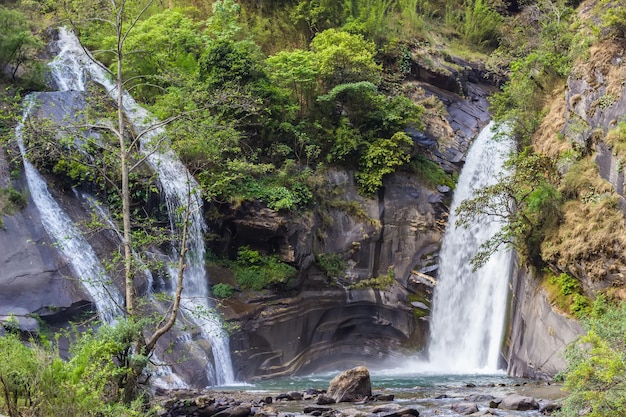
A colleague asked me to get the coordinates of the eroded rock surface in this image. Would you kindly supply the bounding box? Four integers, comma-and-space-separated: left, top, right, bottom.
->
327, 366, 372, 403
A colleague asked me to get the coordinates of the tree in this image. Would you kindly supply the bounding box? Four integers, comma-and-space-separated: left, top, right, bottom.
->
455, 147, 561, 269
59, 0, 198, 394
556, 297, 626, 416
310, 28, 381, 88
0, 6, 42, 79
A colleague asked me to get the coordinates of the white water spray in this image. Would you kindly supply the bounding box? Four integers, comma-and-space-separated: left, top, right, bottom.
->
47, 27, 235, 385
427, 122, 514, 373
15, 96, 123, 324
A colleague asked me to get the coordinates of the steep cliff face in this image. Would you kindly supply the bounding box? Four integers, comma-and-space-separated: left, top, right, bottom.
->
506, 263, 583, 379
220, 169, 445, 379
506, 4, 626, 378
0, 146, 93, 332
213, 59, 496, 379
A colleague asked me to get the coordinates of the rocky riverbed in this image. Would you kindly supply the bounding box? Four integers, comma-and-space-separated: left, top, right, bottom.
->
152, 367, 565, 417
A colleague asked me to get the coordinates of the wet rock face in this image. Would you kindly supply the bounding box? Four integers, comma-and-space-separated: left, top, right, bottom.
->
0, 159, 92, 331
506, 265, 583, 379
222, 169, 444, 380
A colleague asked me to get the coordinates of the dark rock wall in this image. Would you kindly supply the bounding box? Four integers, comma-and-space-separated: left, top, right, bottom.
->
505, 262, 583, 379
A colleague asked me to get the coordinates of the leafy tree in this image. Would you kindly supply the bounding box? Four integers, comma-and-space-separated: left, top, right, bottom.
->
456, 147, 561, 268
0, 6, 42, 79
55, 0, 205, 399
117, 9, 203, 100
556, 297, 626, 417
356, 131, 414, 194
310, 28, 381, 88
291, 0, 348, 36
266, 49, 319, 115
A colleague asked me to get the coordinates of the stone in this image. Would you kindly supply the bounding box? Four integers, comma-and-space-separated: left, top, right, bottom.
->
451, 402, 479, 415
498, 394, 539, 411
376, 408, 420, 417
327, 366, 372, 403
212, 405, 252, 417
465, 394, 495, 402
488, 399, 501, 408
539, 401, 561, 414
316, 395, 336, 405
303, 406, 333, 414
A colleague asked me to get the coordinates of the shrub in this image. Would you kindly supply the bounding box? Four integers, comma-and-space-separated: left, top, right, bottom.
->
233, 246, 297, 290
409, 154, 456, 189
316, 253, 345, 278
212, 283, 235, 299
557, 297, 626, 416
349, 268, 395, 290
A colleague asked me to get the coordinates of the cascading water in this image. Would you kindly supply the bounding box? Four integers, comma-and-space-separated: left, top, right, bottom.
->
47, 27, 235, 385
15, 96, 123, 324
427, 122, 514, 373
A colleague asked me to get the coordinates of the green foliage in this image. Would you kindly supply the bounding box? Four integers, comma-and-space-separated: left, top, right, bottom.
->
544, 271, 591, 318
490, 0, 575, 145
462, 0, 503, 47
118, 9, 203, 100
600, 0, 626, 39
266, 49, 319, 114
206, 0, 243, 42
315, 253, 346, 278
0, 186, 26, 224
232, 246, 297, 290
356, 132, 414, 194
349, 268, 395, 290
556, 298, 626, 416
409, 154, 456, 189
310, 29, 381, 87
456, 148, 562, 269
0, 6, 42, 80
0, 321, 148, 417
212, 283, 235, 299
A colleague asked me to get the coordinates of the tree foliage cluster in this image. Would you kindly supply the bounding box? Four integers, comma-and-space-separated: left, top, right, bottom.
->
0, 321, 149, 417
556, 298, 626, 417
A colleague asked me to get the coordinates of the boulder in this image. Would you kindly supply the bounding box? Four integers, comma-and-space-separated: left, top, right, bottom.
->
376, 407, 419, 417
498, 394, 539, 411
212, 405, 252, 417
465, 394, 496, 402
327, 366, 372, 403
451, 402, 479, 415
316, 395, 336, 405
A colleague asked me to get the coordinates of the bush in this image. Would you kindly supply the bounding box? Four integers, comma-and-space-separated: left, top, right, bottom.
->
0, 320, 147, 417
212, 283, 235, 299
316, 253, 345, 278
557, 298, 626, 416
233, 246, 297, 290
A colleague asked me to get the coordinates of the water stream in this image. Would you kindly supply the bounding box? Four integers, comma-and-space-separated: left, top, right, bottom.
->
15, 96, 124, 324
45, 27, 234, 385
427, 122, 514, 372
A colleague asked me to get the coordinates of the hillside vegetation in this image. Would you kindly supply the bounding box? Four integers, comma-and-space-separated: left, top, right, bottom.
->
1, 0, 626, 415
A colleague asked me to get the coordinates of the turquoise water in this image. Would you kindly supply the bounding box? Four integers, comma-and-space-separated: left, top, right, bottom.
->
221, 371, 533, 393
217, 371, 563, 416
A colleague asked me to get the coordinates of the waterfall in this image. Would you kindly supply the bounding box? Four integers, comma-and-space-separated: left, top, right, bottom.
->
47, 27, 235, 385
427, 122, 514, 373
15, 96, 124, 324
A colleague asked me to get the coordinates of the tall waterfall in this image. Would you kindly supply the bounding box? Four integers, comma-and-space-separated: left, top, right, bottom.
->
15, 96, 124, 324
427, 122, 514, 372
47, 27, 234, 385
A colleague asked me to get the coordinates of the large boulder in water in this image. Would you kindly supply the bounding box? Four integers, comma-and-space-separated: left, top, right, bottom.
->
327, 366, 372, 403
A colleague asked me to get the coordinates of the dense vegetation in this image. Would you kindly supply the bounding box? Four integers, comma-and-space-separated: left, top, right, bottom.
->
1, 0, 626, 415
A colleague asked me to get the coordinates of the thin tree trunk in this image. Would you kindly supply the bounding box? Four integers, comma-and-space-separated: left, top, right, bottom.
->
116, 11, 135, 316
